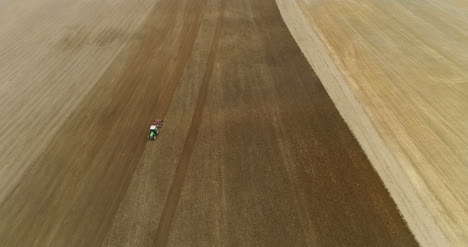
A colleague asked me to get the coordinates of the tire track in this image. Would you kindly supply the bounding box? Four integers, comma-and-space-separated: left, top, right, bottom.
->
153, 1, 226, 245
155, 0, 209, 120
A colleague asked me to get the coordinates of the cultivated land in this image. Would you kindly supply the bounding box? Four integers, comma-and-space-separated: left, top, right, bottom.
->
0, 0, 420, 246
277, 0, 468, 246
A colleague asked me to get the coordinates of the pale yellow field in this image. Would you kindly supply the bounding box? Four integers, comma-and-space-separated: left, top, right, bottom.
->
0, 0, 451, 245
276, 0, 468, 246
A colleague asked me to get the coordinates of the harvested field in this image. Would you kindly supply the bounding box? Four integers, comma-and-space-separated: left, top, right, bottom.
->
0, 0, 421, 246
277, 0, 468, 246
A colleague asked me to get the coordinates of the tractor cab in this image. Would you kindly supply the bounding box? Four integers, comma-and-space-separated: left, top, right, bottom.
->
148, 120, 163, 140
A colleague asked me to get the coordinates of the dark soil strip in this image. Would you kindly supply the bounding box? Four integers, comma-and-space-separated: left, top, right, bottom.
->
153, 1, 226, 245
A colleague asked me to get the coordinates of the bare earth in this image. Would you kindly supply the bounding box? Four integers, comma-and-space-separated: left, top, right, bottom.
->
0, 0, 417, 246
276, 0, 468, 246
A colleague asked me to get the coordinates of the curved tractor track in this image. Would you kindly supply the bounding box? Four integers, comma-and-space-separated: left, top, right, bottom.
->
0, 0, 417, 246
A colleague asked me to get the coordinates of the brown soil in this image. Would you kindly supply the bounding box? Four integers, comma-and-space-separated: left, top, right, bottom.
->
0, 0, 418, 246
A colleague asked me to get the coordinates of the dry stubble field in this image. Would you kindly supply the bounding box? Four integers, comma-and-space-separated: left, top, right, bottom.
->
0, 0, 417, 246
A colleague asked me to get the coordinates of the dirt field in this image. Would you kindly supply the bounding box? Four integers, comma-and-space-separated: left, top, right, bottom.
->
0, 0, 417, 246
